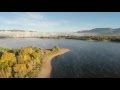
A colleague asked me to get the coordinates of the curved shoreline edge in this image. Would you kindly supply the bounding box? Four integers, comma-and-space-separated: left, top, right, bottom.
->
37, 48, 70, 78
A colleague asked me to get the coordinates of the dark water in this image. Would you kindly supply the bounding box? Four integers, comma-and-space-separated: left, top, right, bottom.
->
0, 38, 120, 78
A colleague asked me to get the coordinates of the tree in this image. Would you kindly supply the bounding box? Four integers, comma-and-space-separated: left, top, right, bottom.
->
52, 46, 60, 52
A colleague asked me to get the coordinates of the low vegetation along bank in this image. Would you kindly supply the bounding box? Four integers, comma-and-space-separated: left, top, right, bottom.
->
0, 46, 69, 78
60, 36, 120, 42
1, 35, 120, 42
40, 36, 120, 42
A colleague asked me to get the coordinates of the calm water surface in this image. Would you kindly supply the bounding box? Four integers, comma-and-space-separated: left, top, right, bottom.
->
0, 38, 120, 78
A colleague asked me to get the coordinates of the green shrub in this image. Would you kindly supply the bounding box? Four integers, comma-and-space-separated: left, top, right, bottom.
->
0, 67, 12, 78
18, 47, 34, 55
31, 51, 40, 60
52, 46, 60, 52
17, 54, 31, 64
26, 63, 33, 72
0, 52, 16, 67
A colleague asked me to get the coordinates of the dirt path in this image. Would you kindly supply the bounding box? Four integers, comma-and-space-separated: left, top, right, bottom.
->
37, 48, 70, 78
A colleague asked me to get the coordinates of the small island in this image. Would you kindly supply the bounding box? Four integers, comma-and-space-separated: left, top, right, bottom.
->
0, 46, 70, 78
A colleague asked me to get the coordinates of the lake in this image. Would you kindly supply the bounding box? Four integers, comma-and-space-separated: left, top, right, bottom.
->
0, 38, 120, 78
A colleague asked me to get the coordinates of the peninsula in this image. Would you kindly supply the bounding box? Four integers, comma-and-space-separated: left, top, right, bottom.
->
0, 46, 70, 78
37, 48, 70, 78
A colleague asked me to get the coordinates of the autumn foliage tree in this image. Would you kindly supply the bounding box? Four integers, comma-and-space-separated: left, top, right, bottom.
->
0, 46, 60, 78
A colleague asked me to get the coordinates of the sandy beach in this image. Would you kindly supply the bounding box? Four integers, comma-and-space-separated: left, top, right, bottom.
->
37, 48, 70, 78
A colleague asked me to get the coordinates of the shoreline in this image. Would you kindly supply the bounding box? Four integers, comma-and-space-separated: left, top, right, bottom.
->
37, 48, 70, 78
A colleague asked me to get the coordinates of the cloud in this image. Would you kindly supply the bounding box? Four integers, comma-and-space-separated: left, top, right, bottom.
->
0, 12, 62, 29
14, 12, 46, 20
0, 12, 71, 32
24, 12, 44, 19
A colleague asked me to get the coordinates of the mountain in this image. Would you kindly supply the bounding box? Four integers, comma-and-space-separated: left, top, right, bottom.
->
77, 28, 120, 36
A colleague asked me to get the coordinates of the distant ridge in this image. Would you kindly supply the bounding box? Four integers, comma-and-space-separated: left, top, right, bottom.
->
77, 28, 120, 35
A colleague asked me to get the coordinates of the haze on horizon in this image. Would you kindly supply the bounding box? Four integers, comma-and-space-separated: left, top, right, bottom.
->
0, 12, 120, 32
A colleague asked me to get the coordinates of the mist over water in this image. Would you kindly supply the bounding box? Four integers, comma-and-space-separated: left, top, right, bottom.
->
0, 38, 120, 78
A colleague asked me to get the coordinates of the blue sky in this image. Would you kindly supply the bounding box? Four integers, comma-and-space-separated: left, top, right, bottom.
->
0, 12, 120, 32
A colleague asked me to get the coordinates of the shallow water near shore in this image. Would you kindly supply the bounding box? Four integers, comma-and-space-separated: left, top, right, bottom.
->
0, 38, 120, 78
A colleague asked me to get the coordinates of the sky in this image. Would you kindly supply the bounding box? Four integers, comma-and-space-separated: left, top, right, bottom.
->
0, 12, 120, 32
